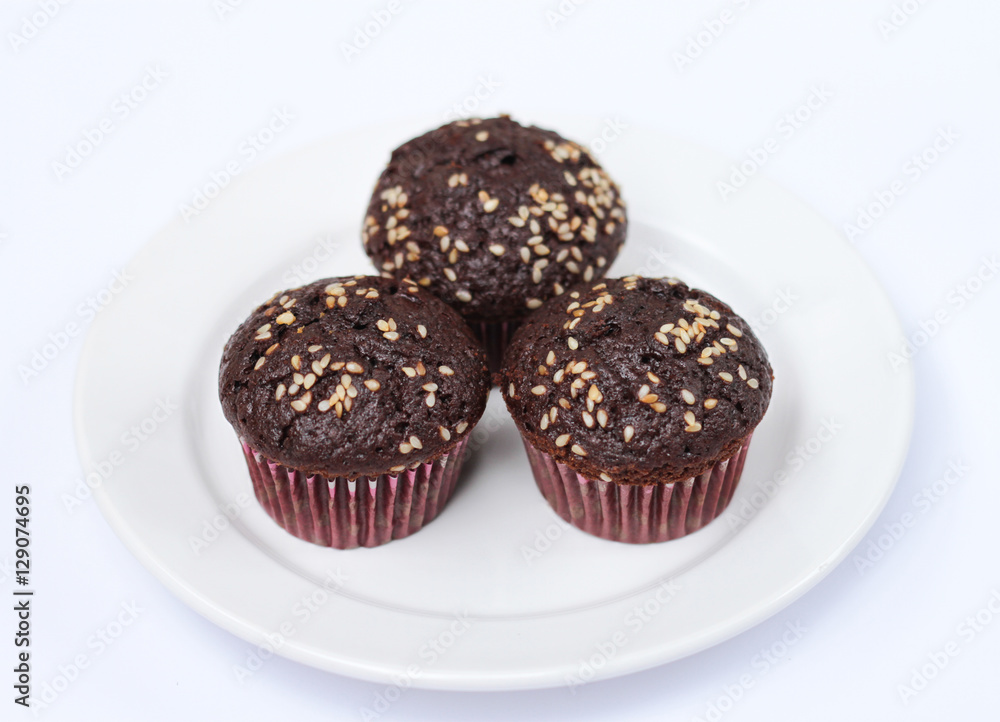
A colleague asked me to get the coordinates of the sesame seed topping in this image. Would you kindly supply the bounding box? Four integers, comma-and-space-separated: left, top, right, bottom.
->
647, 372, 660, 384
567, 337, 579, 350
675, 338, 687, 353
364, 379, 380, 391
346, 362, 363, 374
483, 198, 499, 213
456, 290, 472, 302
417, 324, 427, 338
596, 409, 608, 427
684, 411, 696, 426
308, 344, 322, 352
254, 357, 266, 370
276, 311, 295, 325
275, 384, 286, 400
681, 389, 695, 404
408, 435, 422, 450
303, 373, 316, 389
456, 421, 468, 434
651, 402, 667, 413
489, 244, 506, 256
439, 365, 454, 375
426, 393, 436, 407
403, 367, 416, 378
571, 444, 587, 456
422, 382, 438, 392
719, 372, 733, 383
475, 130, 489, 141
685, 423, 703, 433
434, 225, 449, 237
399, 442, 413, 454
582, 411, 595, 428
531, 385, 547, 395
599, 472, 612, 482
439, 426, 451, 441
555, 434, 571, 447
624, 426, 634, 442
526, 298, 543, 309
738, 364, 748, 380
704, 398, 718, 409
588, 385, 603, 402
383, 331, 399, 341
748, 378, 760, 389
727, 324, 743, 337
640, 393, 659, 404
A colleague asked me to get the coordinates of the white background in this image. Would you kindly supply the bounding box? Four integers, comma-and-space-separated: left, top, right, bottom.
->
2, 0, 998, 720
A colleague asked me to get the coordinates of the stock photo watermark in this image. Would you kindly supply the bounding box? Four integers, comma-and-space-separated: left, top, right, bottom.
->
7, 0, 72, 53
877, 0, 930, 39
672, 0, 753, 71
24, 600, 143, 714
17, 268, 134, 386
359, 612, 474, 720
886, 254, 997, 371
178, 106, 294, 222
844, 126, 959, 243
61, 396, 180, 513
897, 587, 1000, 705
691, 619, 807, 721
340, 0, 405, 63
233, 568, 349, 683
725, 417, 842, 531
565, 579, 682, 691
545, 0, 588, 29
51, 64, 168, 181
853, 459, 969, 575
716, 85, 834, 202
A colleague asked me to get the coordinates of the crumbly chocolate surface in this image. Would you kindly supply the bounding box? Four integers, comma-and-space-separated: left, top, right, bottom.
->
219, 276, 490, 479
498, 276, 773, 485
362, 116, 627, 324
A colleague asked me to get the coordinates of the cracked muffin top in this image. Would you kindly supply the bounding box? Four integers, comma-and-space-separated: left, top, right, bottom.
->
362, 116, 627, 324
219, 275, 490, 479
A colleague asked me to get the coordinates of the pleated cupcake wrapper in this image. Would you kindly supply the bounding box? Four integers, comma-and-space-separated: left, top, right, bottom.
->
240, 438, 468, 549
522, 434, 753, 544
469, 320, 520, 376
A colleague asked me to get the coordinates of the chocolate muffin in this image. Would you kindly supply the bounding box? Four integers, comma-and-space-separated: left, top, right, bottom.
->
362, 115, 628, 370
498, 276, 773, 543
219, 275, 490, 548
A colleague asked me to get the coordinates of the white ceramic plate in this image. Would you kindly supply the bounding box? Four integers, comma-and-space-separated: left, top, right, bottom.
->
74, 117, 914, 690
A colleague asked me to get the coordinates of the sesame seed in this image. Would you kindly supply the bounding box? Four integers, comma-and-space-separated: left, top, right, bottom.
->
456, 421, 468, 434
509, 216, 525, 227
439, 426, 451, 441
439, 365, 454, 375
377, 320, 389, 331
293, 373, 304, 385
568, 337, 579, 350
558, 398, 571, 409
597, 409, 608, 427
532, 385, 547, 395
552, 369, 565, 383
290, 355, 301, 370
588, 385, 603, 403
526, 298, 543, 309
599, 472, 612, 482
540, 415, 549, 430
719, 372, 733, 383
704, 398, 718, 409
555, 434, 571, 447
426, 393, 436, 407
276, 311, 295, 325
399, 442, 413, 454
571, 361, 588, 374
684, 411, 696, 426
727, 324, 743, 337
675, 339, 687, 353
456, 290, 472, 302
571, 444, 587, 456
418, 325, 427, 338
308, 344, 322, 352
408, 435, 422, 450
681, 389, 695, 404
275, 384, 286, 400
254, 357, 266, 370
346, 362, 364, 374
748, 378, 760, 389
403, 367, 416, 377
454, 239, 470, 252
476, 130, 489, 141
291, 399, 308, 412
364, 379, 381, 391
685, 423, 703, 433
738, 364, 748, 380
340, 374, 352, 387
697, 357, 714, 366
303, 373, 316, 389
640, 393, 659, 404
311, 360, 324, 375
423, 382, 438, 392
443, 268, 457, 282
651, 402, 667, 413
383, 331, 400, 341
489, 244, 506, 256
483, 198, 499, 213
654, 332, 670, 346
582, 411, 595, 428
434, 225, 449, 237
638, 384, 650, 399
519, 247, 531, 263
624, 425, 635, 442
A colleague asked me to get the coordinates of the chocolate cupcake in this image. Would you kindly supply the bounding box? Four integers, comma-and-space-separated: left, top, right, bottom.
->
219, 275, 490, 548
498, 276, 773, 543
362, 116, 627, 371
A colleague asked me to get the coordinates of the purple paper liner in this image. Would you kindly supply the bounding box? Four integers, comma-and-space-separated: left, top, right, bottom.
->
240, 438, 469, 549
469, 320, 520, 376
522, 434, 753, 543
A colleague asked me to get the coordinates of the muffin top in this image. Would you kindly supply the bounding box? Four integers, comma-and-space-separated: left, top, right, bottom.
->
362, 116, 627, 324
498, 276, 773, 485
219, 275, 490, 479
